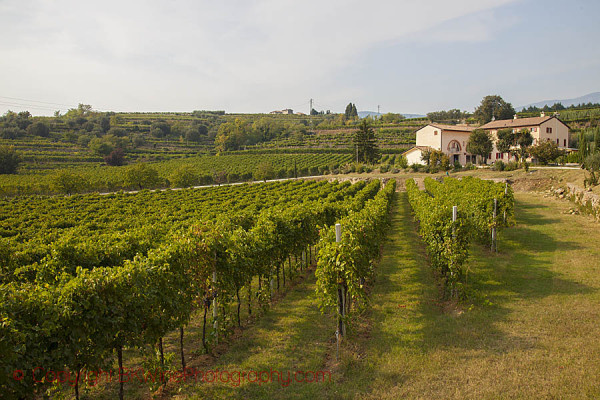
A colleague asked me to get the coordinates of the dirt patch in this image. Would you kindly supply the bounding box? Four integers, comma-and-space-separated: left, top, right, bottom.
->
510, 176, 555, 192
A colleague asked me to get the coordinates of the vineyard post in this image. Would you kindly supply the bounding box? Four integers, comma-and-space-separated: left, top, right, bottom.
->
212, 269, 218, 345
492, 198, 498, 252
451, 206, 457, 297
335, 223, 346, 337
504, 182, 508, 224
302, 250, 306, 269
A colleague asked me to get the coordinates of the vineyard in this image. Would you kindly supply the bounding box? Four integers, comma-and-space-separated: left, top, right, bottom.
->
406, 177, 514, 297
0, 178, 396, 399
0, 153, 354, 196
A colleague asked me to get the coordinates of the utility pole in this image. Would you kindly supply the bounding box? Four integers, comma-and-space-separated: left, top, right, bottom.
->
377, 105, 380, 115
309, 98, 313, 115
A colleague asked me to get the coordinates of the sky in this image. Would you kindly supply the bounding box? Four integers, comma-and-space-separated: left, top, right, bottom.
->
0, 0, 598, 116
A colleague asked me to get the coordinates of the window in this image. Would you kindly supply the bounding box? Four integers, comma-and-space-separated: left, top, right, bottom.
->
546, 127, 553, 133
556, 138, 559, 144
488, 153, 492, 159
564, 139, 567, 147
532, 127, 537, 132
434, 130, 438, 135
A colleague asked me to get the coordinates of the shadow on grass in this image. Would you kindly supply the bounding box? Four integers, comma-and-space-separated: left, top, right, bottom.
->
353, 192, 596, 398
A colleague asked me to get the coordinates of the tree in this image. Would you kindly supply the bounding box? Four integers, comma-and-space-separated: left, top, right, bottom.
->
353, 119, 379, 164
184, 124, 207, 144
427, 109, 468, 123
515, 128, 534, 161
150, 121, 171, 138
345, 103, 358, 119
495, 128, 514, 154
88, 137, 114, 156
169, 165, 199, 188
104, 148, 125, 166
0, 146, 21, 174
107, 127, 127, 137
422, 149, 450, 172
466, 129, 493, 164
529, 140, 565, 165
51, 170, 88, 194
124, 163, 162, 190
583, 153, 600, 187
27, 121, 50, 137
253, 162, 274, 182
473, 95, 516, 124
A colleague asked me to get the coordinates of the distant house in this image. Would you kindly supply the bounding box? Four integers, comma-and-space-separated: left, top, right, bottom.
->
402, 113, 570, 165
479, 113, 570, 162
403, 124, 477, 165
269, 109, 294, 115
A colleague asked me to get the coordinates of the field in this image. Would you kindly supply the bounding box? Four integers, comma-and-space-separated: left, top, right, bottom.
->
157, 190, 599, 399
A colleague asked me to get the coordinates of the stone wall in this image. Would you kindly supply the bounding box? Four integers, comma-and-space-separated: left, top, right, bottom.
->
551, 184, 600, 220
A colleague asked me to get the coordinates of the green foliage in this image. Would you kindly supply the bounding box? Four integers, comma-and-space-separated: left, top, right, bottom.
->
0, 146, 21, 174
473, 95, 516, 124
125, 163, 162, 190
353, 119, 379, 164
466, 129, 493, 163
406, 177, 514, 298
529, 140, 565, 165
50, 170, 89, 194
0, 179, 382, 397
169, 165, 199, 188
422, 149, 450, 172
26, 121, 50, 137
315, 180, 395, 325
427, 109, 469, 123
583, 152, 600, 187
88, 137, 114, 156
253, 162, 274, 182
345, 103, 358, 119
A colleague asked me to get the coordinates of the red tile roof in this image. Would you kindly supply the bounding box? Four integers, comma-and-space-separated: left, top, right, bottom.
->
479, 116, 553, 130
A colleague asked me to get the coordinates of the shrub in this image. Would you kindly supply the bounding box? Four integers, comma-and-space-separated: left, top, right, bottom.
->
396, 155, 408, 169
0, 146, 21, 174
505, 161, 519, 171
493, 160, 505, 171
104, 148, 125, 166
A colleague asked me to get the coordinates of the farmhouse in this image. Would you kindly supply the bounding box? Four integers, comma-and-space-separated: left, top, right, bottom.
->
479, 113, 570, 162
404, 124, 477, 166
403, 113, 570, 165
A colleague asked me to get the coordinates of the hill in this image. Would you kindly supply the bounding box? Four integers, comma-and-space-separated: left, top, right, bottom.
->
358, 111, 426, 119
517, 92, 600, 110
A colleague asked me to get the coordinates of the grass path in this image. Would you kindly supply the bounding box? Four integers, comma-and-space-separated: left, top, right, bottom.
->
178, 192, 600, 399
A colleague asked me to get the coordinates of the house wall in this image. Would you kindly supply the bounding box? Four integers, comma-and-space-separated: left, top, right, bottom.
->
404, 148, 426, 165
416, 125, 442, 150
539, 118, 570, 148
440, 131, 472, 165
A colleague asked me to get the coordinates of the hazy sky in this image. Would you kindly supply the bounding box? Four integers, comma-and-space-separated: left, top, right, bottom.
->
0, 0, 598, 116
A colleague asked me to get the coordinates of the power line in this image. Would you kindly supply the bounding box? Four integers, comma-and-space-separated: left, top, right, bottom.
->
0, 95, 76, 108
0, 101, 58, 112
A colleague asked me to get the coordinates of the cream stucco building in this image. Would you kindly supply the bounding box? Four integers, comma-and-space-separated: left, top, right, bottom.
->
403, 124, 477, 166
403, 114, 570, 165
479, 114, 570, 163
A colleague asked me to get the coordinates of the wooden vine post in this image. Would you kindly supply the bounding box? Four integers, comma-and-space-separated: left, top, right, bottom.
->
492, 198, 498, 253
335, 223, 346, 337
212, 268, 218, 345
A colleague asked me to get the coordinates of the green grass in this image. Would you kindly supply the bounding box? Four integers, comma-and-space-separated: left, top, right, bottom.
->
161, 192, 600, 400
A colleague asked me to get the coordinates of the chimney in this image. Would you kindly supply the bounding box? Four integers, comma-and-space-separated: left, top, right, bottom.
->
540, 111, 545, 117
491, 116, 496, 121
513, 114, 518, 120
